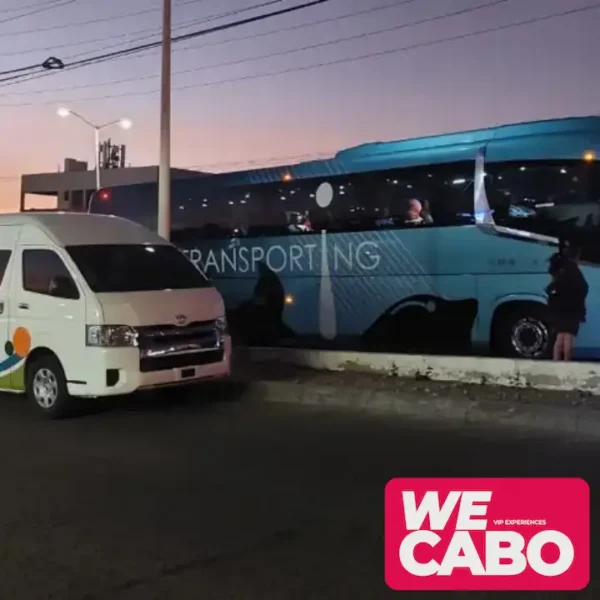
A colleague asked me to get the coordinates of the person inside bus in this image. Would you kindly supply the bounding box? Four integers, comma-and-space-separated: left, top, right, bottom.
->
420, 199, 434, 224
546, 236, 588, 361
405, 198, 424, 225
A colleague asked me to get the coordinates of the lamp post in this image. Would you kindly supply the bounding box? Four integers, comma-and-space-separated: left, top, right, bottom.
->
57, 107, 132, 209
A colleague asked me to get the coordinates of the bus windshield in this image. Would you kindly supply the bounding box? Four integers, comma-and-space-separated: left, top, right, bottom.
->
66, 244, 212, 293
485, 159, 600, 236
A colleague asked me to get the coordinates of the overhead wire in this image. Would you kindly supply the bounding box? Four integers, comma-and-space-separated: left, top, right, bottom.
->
158, 0, 421, 60
0, 10, 253, 60
0, 0, 419, 60
0, 0, 68, 14
0, 60, 57, 77
0, 0, 330, 86
1, 0, 212, 37
65, 0, 290, 61
0, 0, 415, 58
1, 0, 507, 96
0, 0, 298, 83
1, 1, 598, 107
0, 0, 75, 25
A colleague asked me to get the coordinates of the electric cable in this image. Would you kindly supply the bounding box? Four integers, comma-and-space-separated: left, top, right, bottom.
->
2, 0, 506, 96
2, 2, 597, 106
0, 0, 74, 25
0, 0, 330, 86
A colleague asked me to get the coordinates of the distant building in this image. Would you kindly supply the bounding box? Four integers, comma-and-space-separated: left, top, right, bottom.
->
20, 157, 206, 212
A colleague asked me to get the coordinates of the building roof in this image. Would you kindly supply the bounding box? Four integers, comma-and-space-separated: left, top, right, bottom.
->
21, 165, 206, 196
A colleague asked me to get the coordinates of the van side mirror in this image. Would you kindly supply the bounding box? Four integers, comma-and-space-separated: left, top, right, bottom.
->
49, 275, 79, 300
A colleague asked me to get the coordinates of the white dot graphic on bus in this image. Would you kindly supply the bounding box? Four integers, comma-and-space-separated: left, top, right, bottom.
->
316, 182, 334, 208
316, 182, 337, 340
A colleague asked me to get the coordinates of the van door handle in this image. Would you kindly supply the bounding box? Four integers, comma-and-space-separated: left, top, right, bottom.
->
18, 303, 29, 310
0, 301, 3, 314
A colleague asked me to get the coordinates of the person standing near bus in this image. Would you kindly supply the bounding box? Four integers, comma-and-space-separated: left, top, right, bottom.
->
546, 237, 588, 361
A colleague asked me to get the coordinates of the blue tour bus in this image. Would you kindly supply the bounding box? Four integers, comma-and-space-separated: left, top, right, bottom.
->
92, 115, 600, 360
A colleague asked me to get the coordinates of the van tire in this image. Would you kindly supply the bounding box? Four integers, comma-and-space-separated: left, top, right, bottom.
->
492, 303, 553, 360
26, 355, 72, 419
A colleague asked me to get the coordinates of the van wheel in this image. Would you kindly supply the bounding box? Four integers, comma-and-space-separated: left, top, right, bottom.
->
26, 355, 71, 419
492, 304, 553, 360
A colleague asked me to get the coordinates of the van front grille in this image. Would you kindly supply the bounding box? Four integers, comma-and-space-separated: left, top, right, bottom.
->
136, 320, 222, 372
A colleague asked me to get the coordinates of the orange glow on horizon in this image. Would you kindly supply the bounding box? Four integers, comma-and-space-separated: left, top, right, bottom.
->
583, 150, 596, 162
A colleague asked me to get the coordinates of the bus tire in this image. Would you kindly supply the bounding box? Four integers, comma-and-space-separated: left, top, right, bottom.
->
26, 354, 72, 419
492, 303, 553, 360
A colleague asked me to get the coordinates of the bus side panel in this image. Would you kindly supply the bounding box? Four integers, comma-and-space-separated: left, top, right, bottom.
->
180, 228, 481, 354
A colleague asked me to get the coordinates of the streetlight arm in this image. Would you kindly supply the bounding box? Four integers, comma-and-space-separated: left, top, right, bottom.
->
68, 110, 98, 129
97, 119, 123, 130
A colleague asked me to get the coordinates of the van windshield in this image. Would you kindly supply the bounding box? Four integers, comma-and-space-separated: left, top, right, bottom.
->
66, 244, 212, 293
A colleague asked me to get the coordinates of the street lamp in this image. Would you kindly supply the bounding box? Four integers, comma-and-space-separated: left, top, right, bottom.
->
57, 107, 132, 200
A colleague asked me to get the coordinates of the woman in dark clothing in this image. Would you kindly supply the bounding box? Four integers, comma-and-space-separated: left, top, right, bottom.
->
546, 238, 588, 361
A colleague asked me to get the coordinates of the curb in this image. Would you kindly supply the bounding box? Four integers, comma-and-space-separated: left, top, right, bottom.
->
239, 379, 600, 440
243, 347, 600, 395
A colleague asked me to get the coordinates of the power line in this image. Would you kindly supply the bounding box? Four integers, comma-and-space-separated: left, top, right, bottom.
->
0, 0, 294, 84
2, 0, 505, 96
0, 56, 64, 78
0, 0, 68, 14
0, 0, 330, 86
1, 1, 596, 107
162, 0, 421, 59
0, 9, 247, 62
65, 0, 289, 62
0, 0, 288, 84
0, 0, 292, 85
69, 0, 421, 68
2, 0, 212, 37
0, 18, 196, 58
0, 0, 74, 25
0, 0, 414, 58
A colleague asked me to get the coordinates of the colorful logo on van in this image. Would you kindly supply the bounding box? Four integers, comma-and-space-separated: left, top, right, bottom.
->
0, 326, 31, 389
0, 327, 31, 373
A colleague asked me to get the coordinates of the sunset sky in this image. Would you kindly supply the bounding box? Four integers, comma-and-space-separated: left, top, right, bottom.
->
1, 0, 599, 212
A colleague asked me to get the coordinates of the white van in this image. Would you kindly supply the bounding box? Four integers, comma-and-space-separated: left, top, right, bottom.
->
0, 212, 231, 418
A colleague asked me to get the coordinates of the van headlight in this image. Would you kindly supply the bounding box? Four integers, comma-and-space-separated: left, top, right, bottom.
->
86, 325, 138, 347
215, 316, 228, 335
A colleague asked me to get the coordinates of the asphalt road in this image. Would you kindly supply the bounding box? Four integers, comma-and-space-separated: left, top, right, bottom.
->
0, 387, 596, 599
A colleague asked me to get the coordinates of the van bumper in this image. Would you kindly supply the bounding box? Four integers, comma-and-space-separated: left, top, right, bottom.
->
68, 336, 232, 397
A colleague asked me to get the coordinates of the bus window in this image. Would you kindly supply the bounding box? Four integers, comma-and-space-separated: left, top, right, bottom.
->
485, 160, 600, 237
359, 162, 474, 228
172, 184, 270, 241
258, 176, 363, 235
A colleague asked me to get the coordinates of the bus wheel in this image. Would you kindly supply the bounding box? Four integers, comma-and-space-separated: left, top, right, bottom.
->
492, 304, 553, 360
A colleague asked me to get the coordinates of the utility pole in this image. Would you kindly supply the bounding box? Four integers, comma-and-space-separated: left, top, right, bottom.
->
94, 127, 101, 191
158, 0, 171, 240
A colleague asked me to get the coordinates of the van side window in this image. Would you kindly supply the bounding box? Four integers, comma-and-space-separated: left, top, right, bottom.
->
22, 250, 80, 300
0, 250, 11, 287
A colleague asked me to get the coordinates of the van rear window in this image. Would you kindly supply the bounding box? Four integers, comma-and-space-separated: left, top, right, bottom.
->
66, 244, 212, 293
